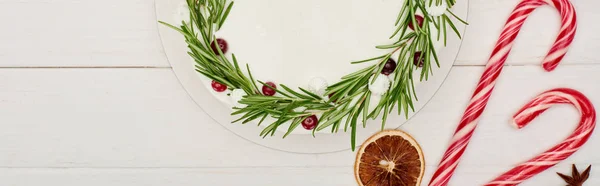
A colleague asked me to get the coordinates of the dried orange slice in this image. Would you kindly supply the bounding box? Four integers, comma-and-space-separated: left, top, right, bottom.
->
354, 130, 425, 186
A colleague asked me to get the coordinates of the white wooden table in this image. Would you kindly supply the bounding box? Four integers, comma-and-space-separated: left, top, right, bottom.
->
0, 0, 599, 185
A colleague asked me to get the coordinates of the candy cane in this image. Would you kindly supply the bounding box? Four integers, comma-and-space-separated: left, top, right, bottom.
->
486, 88, 596, 185
429, 0, 577, 185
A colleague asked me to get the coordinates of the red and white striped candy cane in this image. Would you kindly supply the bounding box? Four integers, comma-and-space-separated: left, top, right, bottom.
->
486, 88, 596, 185
429, 0, 577, 185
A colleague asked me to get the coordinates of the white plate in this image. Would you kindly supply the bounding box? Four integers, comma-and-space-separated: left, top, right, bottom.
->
155, 0, 469, 153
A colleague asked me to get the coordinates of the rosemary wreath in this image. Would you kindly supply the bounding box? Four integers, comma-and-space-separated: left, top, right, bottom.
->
160, 0, 467, 150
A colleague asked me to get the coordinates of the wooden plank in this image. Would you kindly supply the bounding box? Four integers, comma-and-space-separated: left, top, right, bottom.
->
0, 0, 168, 67
0, 167, 354, 186
0, 68, 352, 167
0, 165, 597, 186
456, 0, 600, 65
2, 0, 598, 67
0, 66, 599, 171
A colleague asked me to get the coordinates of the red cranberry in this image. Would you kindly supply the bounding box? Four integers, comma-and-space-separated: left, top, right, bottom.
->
381, 58, 397, 75
408, 15, 425, 30
413, 51, 425, 67
262, 82, 277, 96
302, 115, 318, 130
210, 38, 228, 55
211, 80, 227, 92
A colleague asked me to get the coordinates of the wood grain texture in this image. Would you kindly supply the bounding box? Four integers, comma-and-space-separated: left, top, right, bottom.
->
0, 165, 596, 186
0, 0, 598, 67
457, 0, 600, 65
0, 167, 355, 186
0, 66, 599, 185
0, 68, 354, 167
0, 0, 167, 67
1, 0, 600, 185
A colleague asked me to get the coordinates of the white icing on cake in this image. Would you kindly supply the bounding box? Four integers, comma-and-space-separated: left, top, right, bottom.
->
185, 0, 446, 134
307, 77, 328, 96
230, 89, 247, 108
369, 75, 392, 96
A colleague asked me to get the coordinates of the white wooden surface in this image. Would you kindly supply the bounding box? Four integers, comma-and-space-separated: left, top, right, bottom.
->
0, 0, 599, 185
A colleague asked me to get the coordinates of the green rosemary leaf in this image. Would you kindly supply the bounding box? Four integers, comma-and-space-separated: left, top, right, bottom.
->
351, 55, 386, 64
317, 109, 351, 131
381, 103, 390, 131
159, 21, 188, 36
242, 110, 268, 124
263, 109, 283, 116
347, 77, 369, 96
345, 95, 366, 132
398, 18, 411, 40
370, 57, 390, 84
402, 93, 410, 118
376, 42, 405, 49
212, 37, 229, 60
189, 53, 227, 76
362, 92, 371, 127
218, 2, 234, 28
344, 110, 353, 132
415, 2, 429, 17
400, 32, 417, 42
284, 116, 306, 138
231, 54, 243, 76
406, 91, 415, 112
195, 69, 236, 88
271, 102, 297, 133
331, 120, 341, 133
444, 15, 461, 39
430, 16, 440, 31
442, 16, 448, 46
260, 123, 277, 138
391, 15, 407, 39
350, 115, 357, 151
446, 9, 468, 25
187, 41, 219, 62
257, 113, 269, 126
434, 17, 441, 42
368, 95, 387, 119
298, 87, 323, 100
239, 95, 282, 102
337, 88, 367, 104
214, 2, 224, 25
427, 38, 440, 67
395, 91, 403, 116
245, 64, 260, 94
410, 74, 418, 101
232, 109, 262, 123
447, 0, 456, 7
268, 117, 292, 137
279, 84, 313, 100
231, 106, 255, 116
329, 78, 355, 93
408, 0, 418, 32
395, 1, 409, 26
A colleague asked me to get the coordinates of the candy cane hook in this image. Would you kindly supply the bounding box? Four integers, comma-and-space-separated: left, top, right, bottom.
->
429, 0, 577, 185
486, 88, 596, 185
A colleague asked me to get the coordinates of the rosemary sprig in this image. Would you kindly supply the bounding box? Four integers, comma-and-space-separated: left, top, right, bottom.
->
161, 0, 466, 151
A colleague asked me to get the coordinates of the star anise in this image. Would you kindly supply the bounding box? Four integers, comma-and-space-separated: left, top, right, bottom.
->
557, 164, 591, 186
